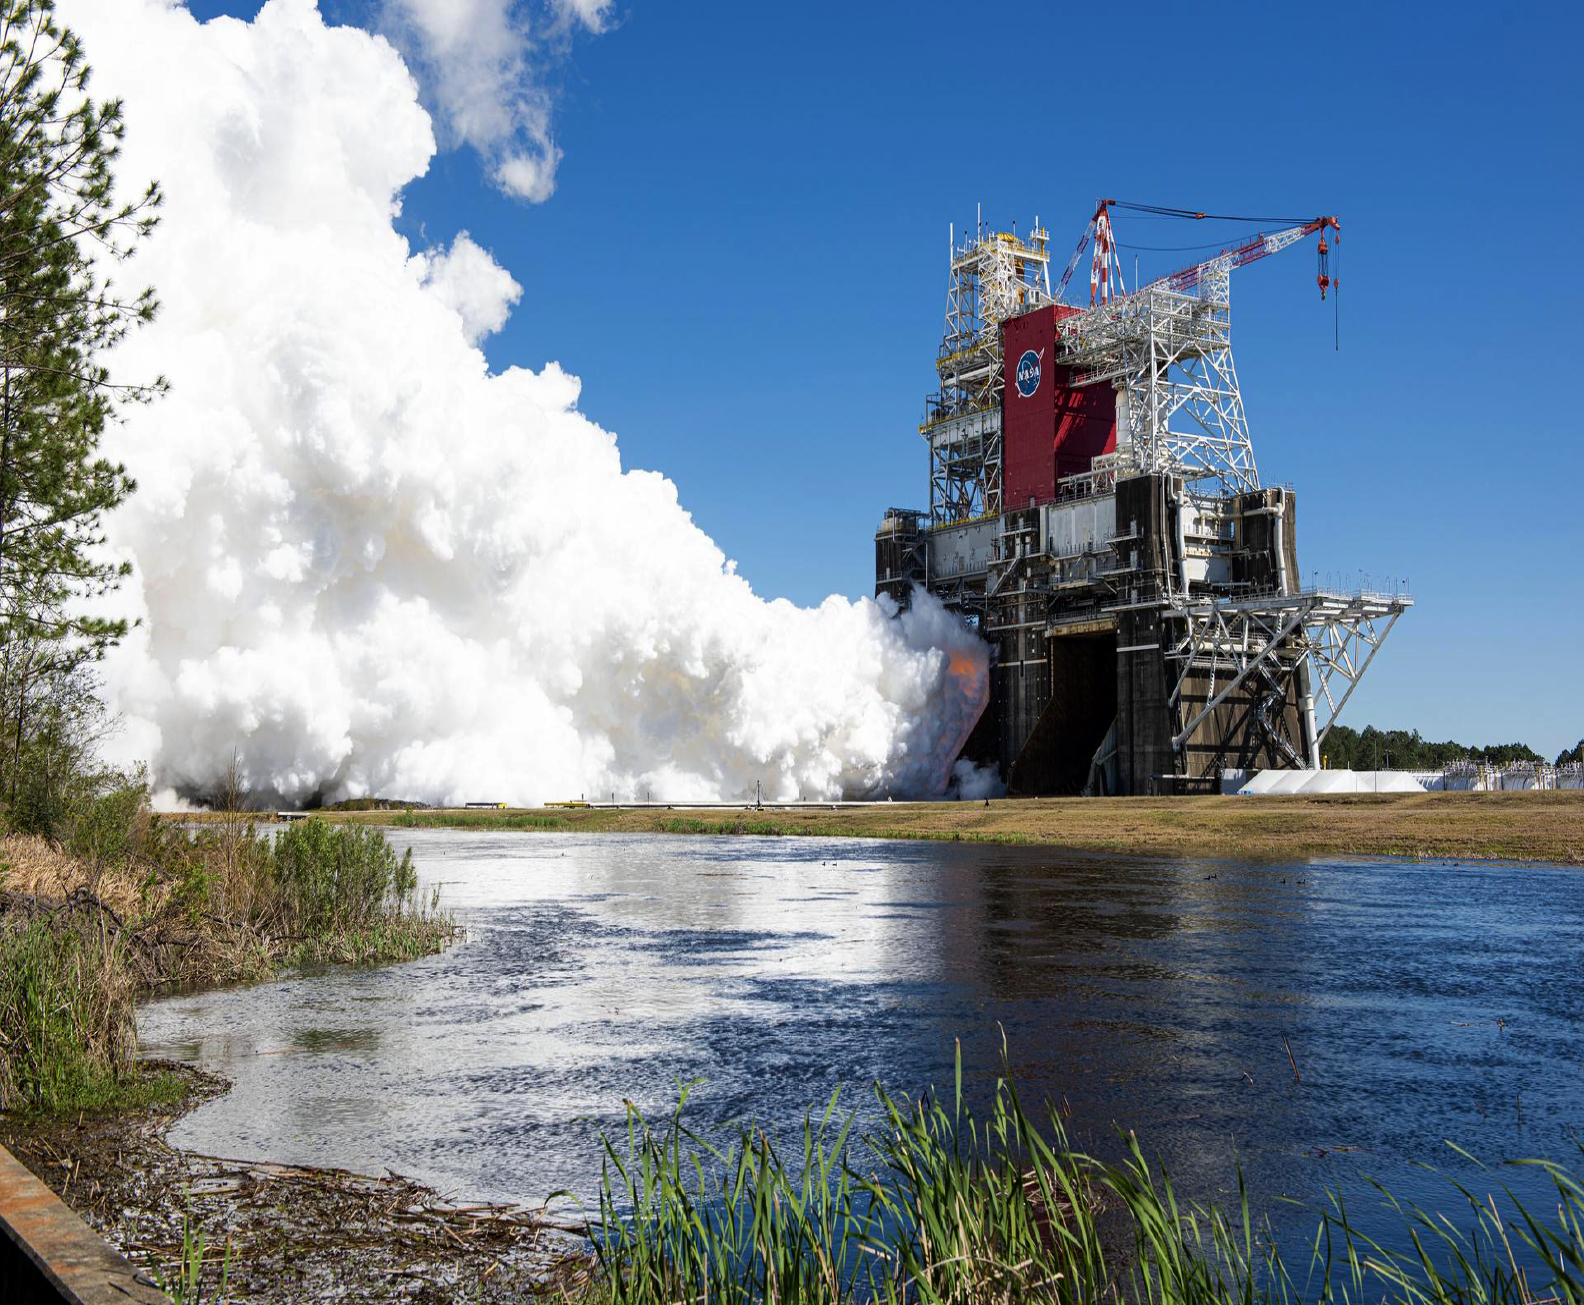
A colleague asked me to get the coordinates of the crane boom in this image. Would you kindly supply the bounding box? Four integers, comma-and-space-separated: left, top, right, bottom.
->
1047, 201, 1340, 495
1053, 205, 1101, 302
1059, 201, 1340, 308
1157, 216, 1339, 298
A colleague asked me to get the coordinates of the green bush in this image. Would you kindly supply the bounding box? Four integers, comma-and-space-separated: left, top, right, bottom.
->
6, 756, 75, 838
65, 780, 147, 872
272, 818, 418, 936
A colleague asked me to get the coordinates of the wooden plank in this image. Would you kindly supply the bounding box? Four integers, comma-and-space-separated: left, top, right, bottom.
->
0, 1142, 166, 1304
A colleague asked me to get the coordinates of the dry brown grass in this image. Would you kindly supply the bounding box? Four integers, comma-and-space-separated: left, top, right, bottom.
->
0, 832, 159, 917
310, 790, 1584, 865
1, 826, 271, 995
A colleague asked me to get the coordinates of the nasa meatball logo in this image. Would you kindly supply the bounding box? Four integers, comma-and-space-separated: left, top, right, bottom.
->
1015, 348, 1043, 398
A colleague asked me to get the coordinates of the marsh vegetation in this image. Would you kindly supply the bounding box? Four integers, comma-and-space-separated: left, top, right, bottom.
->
580, 1061, 1584, 1305
0, 785, 452, 1115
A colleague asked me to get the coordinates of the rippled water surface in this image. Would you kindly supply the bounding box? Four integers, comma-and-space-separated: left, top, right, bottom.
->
141, 831, 1583, 1243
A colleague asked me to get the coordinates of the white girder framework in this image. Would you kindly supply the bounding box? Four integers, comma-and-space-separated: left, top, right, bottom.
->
1162, 589, 1412, 768
1055, 262, 1260, 496
924, 220, 1051, 525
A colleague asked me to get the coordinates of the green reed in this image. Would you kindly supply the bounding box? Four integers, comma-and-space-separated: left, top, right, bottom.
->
0, 918, 133, 1112
581, 1049, 1584, 1305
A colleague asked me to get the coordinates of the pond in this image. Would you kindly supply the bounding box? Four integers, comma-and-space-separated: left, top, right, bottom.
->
140, 830, 1584, 1249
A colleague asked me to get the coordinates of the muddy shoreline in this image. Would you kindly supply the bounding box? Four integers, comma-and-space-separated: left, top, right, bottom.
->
1, 1062, 591, 1302
0, 819, 589, 1301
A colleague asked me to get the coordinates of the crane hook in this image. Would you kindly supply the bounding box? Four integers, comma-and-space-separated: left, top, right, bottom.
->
1316, 216, 1339, 300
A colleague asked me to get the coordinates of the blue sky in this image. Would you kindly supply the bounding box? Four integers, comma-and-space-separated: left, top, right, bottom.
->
185, 1, 1582, 756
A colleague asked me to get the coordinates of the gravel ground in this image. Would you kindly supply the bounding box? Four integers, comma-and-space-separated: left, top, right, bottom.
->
1, 1062, 593, 1303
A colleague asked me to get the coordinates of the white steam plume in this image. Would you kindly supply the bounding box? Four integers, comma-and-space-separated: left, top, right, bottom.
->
414, 232, 523, 344
65, 0, 990, 808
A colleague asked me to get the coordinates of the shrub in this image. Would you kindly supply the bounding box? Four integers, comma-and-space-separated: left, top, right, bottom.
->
65, 779, 148, 873
272, 818, 418, 936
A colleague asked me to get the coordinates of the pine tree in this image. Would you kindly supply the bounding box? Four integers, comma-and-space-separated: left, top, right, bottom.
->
0, 0, 161, 815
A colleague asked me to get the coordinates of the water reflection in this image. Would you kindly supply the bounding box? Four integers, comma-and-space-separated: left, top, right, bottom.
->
140, 833, 1583, 1245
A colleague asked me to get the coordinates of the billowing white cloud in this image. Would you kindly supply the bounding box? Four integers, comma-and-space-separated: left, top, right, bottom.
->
61, 0, 991, 808
493, 142, 559, 204
381, 0, 577, 203
416, 232, 523, 343
553, 0, 613, 34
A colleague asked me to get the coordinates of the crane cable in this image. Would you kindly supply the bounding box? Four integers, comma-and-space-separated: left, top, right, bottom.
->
1334, 235, 1341, 351
1108, 200, 1318, 225
1117, 238, 1257, 253
1075, 200, 1342, 320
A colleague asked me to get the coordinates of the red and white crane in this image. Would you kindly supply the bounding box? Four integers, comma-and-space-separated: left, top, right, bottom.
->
1057, 199, 1340, 306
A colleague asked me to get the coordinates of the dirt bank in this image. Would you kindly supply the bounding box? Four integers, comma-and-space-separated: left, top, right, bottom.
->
0, 1064, 589, 1302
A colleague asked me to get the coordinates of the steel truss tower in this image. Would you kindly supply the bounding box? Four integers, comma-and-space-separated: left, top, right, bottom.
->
877, 202, 1412, 795
1056, 265, 1258, 497
924, 221, 1051, 526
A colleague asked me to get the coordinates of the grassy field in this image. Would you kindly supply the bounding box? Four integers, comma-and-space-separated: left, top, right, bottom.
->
247, 790, 1584, 864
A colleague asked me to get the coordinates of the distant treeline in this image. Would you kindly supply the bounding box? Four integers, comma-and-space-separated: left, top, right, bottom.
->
1323, 725, 1583, 770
